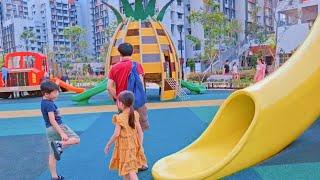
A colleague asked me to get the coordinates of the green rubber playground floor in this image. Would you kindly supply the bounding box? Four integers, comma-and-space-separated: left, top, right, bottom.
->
1, 90, 320, 180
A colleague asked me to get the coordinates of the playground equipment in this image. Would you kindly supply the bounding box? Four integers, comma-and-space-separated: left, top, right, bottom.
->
51, 77, 85, 94
152, 16, 320, 180
181, 80, 206, 94
71, 79, 108, 105
0, 52, 48, 98
105, 0, 184, 101
0, 51, 84, 99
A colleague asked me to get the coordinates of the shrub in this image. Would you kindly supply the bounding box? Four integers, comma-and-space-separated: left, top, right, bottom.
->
70, 76, 105, 88
187, 72, 211, 82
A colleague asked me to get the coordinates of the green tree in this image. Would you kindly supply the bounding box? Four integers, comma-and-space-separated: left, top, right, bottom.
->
42, 44, 56, 76
63, 26, 87, 62
187, 58, 196, 72
187, 0, 241, 72
101, 21, 118, 62
270, 1, 300, 68
247, 1, 299, 69
0, 56, 4, 67
20, 29, 36, 51
247, 6, 265, 44
247, 5, 277, 67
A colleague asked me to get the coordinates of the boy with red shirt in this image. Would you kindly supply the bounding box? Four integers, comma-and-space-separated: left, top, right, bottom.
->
107, 43, 149, 131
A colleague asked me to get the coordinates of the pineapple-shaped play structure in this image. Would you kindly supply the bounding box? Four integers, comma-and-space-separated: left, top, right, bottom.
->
105, 0, 182, 101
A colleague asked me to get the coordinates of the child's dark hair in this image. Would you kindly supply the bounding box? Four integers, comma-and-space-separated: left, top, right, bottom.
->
40, 81, 59, 95
118, 43, 133, 57
118, 91, 135, 129
259, 58, 265, 64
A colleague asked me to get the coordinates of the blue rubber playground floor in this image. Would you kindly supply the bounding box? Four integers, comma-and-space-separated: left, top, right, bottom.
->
1, 90, 320, 180
0, 89, 231, 111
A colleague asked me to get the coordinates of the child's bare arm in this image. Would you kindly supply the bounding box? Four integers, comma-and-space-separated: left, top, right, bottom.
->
107, 79, 117, 100
105, 125, 121, 153
135, 121, 144, 144
48, 112, 68, 141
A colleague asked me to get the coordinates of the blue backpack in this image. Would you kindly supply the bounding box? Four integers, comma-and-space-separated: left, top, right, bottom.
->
127, 62, 147, 109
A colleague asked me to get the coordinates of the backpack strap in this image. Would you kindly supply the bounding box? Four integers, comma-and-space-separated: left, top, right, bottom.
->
132, 61, 138, 73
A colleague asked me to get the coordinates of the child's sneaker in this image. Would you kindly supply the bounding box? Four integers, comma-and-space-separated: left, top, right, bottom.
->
52, 175, 64, 180
51, 141, 63, 161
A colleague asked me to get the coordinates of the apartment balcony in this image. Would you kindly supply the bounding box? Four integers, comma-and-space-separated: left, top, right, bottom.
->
176, 18, 184, 26
299, 0, 320, 6
170, 2, 184, 13
96, 21, 103, 26
264, 0, 273, 9
277, 0, 300, 11
265, 19, 273, 27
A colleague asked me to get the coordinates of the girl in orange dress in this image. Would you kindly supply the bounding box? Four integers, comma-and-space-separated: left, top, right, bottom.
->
104, 91, 147, 180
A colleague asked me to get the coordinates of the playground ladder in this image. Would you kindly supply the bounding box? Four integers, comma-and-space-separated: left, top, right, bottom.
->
165, 78, 189, 101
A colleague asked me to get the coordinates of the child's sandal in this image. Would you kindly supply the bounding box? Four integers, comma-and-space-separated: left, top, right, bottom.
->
52, 175, 64, 180
138, 166, 148, 172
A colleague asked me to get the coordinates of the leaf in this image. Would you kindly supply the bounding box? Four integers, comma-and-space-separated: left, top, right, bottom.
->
186, 0, 241, 61
134, 0, 146, 20
145, 0, 156, 17
157, 0, 175, 21
120, 0, 135, 18
103, 1, 124, 24
186, 35, 201, 46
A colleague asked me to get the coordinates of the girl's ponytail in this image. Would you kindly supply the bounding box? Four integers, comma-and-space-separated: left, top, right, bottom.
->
118, 91, 136, 129
128, 105, 135, 129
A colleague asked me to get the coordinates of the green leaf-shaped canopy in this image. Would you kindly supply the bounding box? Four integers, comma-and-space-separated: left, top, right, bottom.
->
103, 0, 175, 22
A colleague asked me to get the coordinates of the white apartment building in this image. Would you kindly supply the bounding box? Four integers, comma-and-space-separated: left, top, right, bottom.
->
276, 0, 319, 64
89, 0, 119, 58
185, 0, 275, 65
0, 0, 95, 62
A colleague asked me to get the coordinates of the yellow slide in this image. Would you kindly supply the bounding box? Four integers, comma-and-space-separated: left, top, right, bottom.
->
152, 17, 320, 179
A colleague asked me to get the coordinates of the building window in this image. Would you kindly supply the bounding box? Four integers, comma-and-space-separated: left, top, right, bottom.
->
178, 40, 184, 50
177, 13, 183, 19
230, 0, 235, 9
301, 5, 318, 23
142, 54, 161, 63
171, 24, 175, 34
224, 0, 228, 6
194, 44, 201, 51
141, 36, 157, 44
278, 9, 299, 26
187, 4, 191, 11
177, 0, 182, 6
170, 11, 174, 20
